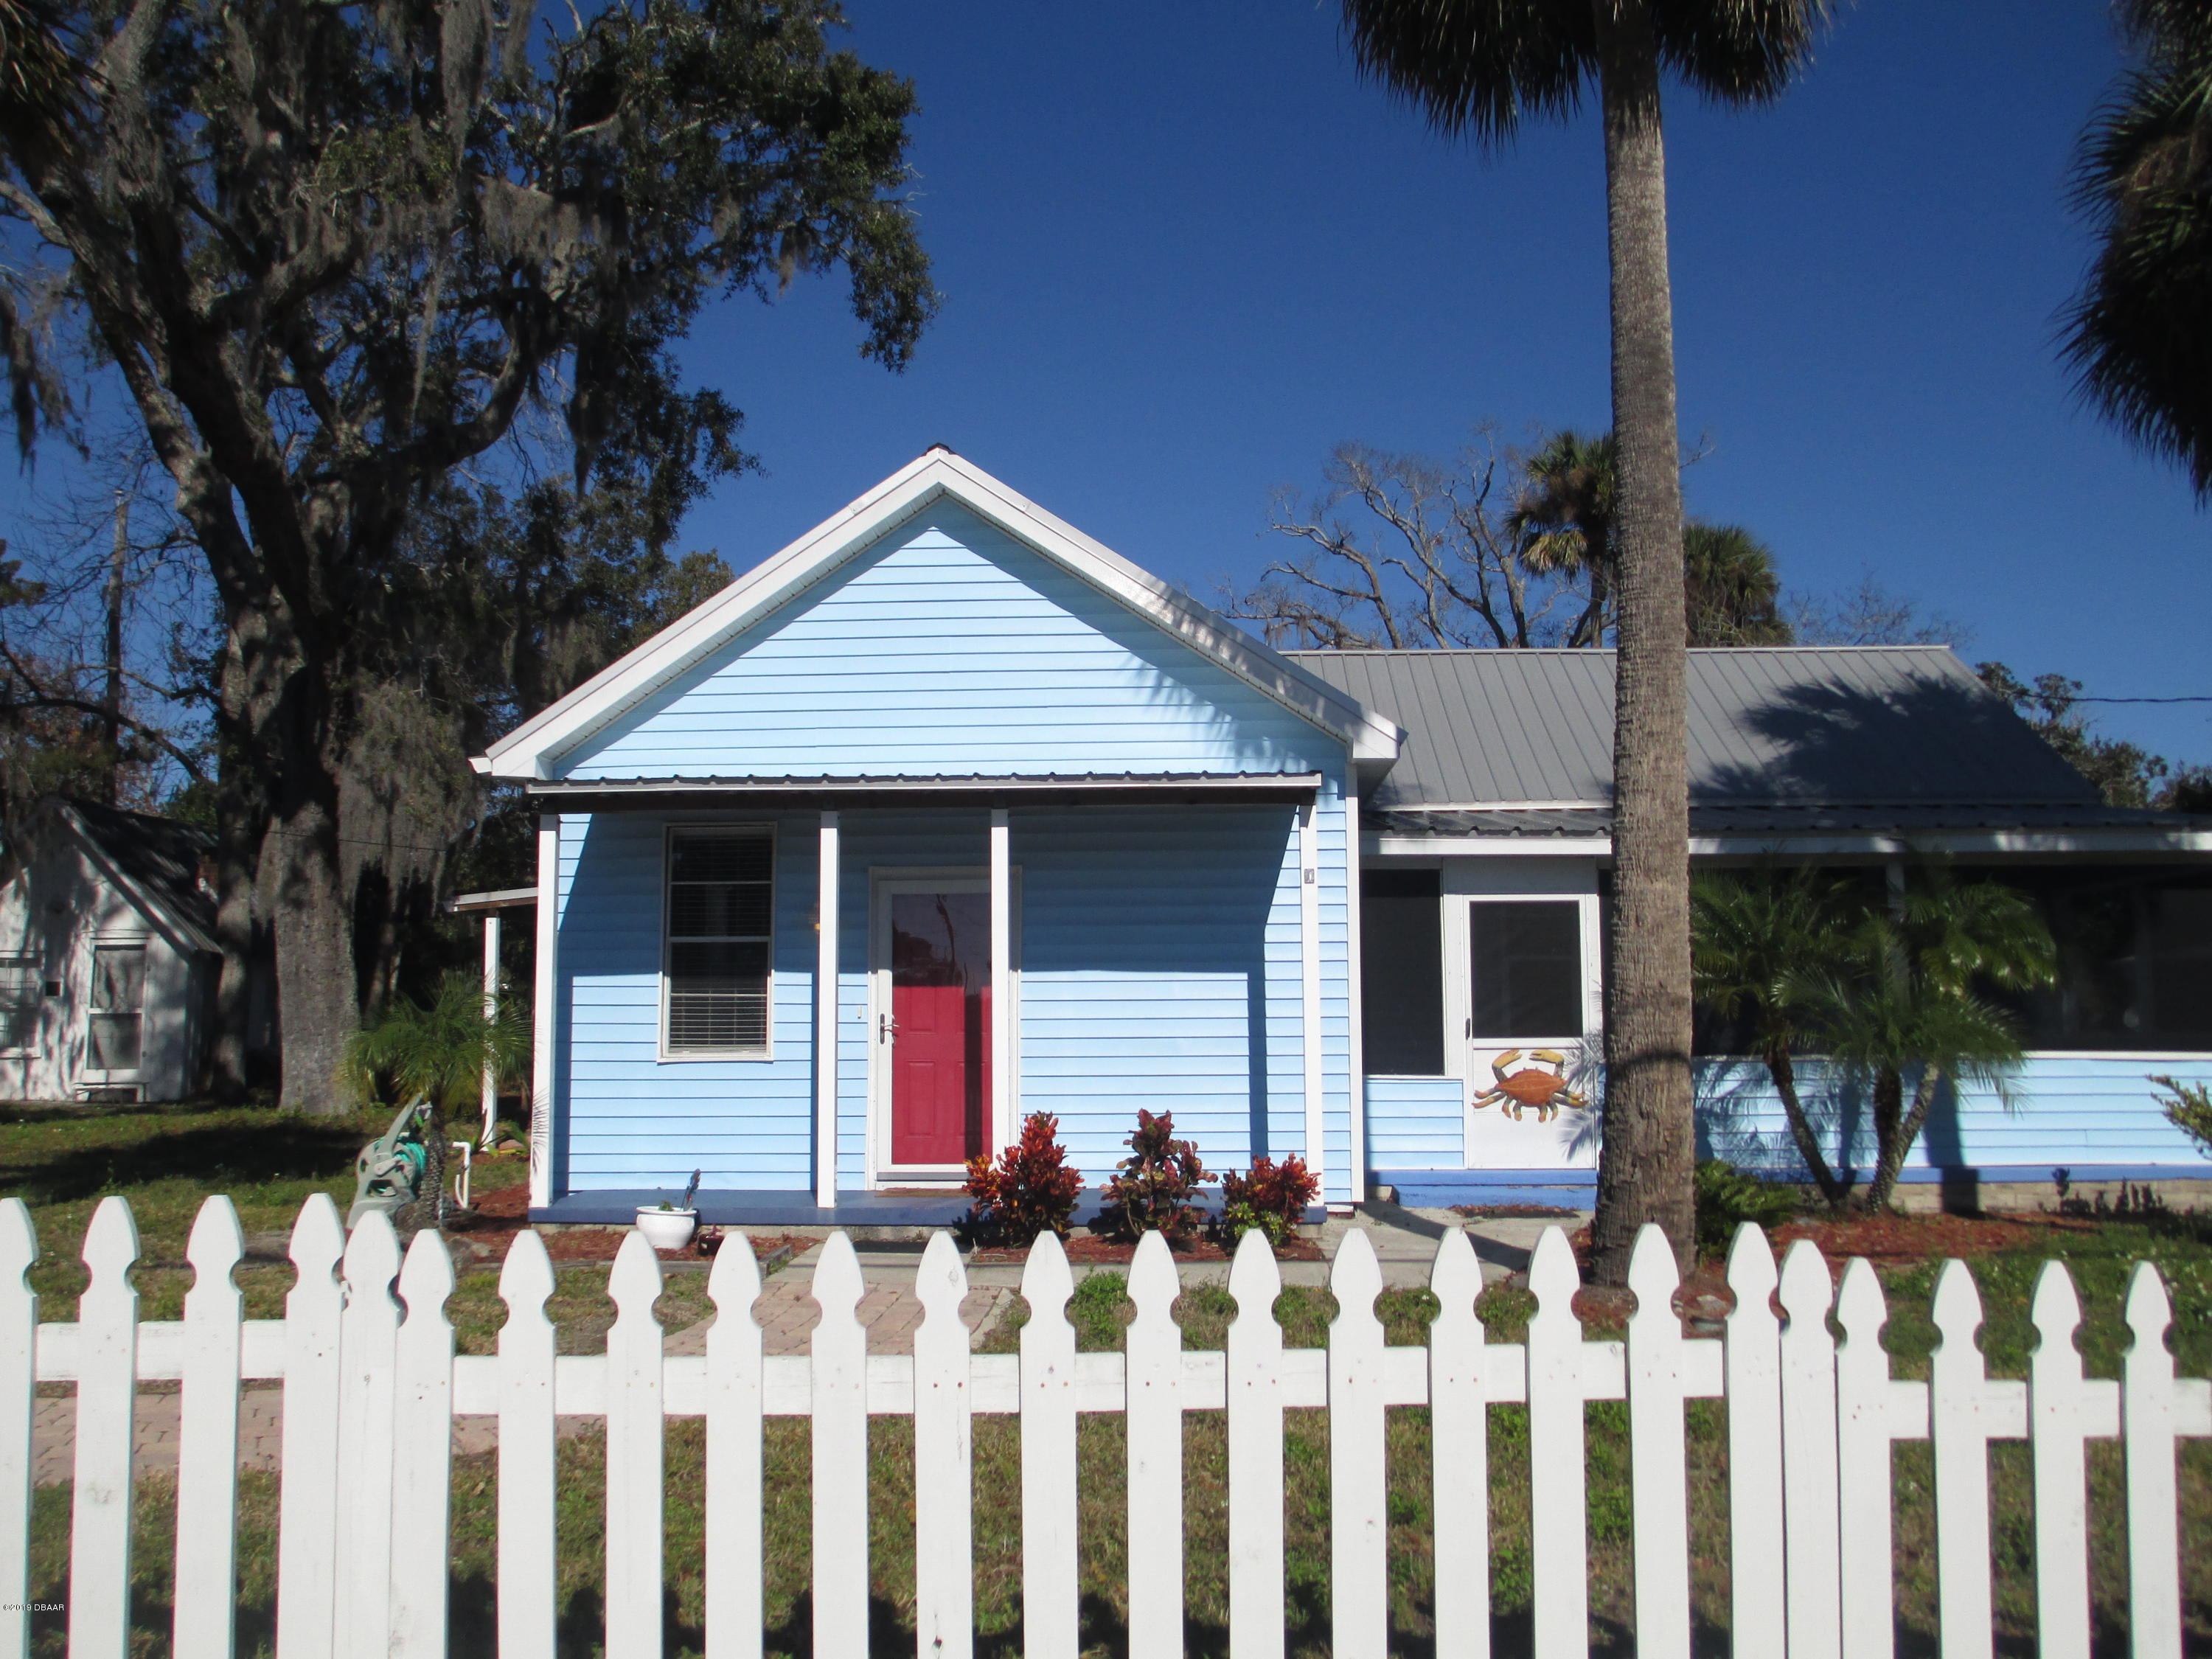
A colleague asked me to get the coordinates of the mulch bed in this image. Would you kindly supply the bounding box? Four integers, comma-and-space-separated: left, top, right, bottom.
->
969, 1232, 1324, 1265
1767, 1208, 2104, 1267
1450, 1203, 1586, 1220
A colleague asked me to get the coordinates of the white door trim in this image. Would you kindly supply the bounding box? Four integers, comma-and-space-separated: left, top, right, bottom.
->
865, 867, 1022, 1190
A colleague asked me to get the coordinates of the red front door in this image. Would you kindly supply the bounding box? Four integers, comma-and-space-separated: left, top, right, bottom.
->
889, 890, 991, 1166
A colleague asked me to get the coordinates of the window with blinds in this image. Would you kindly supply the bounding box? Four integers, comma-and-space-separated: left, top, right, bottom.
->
664, 828, 774, 1054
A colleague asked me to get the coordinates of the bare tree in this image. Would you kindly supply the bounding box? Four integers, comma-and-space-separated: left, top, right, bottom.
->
1229, 433, 1579, 650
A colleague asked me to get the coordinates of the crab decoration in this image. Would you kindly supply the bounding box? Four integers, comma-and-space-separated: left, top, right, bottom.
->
1472, 1048, 1588, 1122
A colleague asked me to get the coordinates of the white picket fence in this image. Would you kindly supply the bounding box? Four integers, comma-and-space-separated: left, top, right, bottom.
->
3, 1193, 2209, 1659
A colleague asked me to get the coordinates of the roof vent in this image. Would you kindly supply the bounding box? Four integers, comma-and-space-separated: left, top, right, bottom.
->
926, 442, 956, 455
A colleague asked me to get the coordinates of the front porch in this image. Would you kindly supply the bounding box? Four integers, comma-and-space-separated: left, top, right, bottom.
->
529, 779, 1363, 1220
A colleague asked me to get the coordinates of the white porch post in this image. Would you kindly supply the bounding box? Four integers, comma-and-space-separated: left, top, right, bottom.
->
479, 908, 501, 1151
1342, 789, 1365, 1206
529, 816, 560, 1209
990, 807, 1012, 1152
815, 811, 841, 1211
1298, 801, 1325, 1203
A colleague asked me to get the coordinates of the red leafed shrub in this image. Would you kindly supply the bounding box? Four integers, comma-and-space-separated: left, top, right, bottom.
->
1100, 1108, 1214, 1244
1219, 1154, 1320, 1248
964, 1111, 1084, 1246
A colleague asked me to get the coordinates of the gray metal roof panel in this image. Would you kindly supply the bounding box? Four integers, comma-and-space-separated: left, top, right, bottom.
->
1289, 647, 2103, 810
1370, 802, 2212, 840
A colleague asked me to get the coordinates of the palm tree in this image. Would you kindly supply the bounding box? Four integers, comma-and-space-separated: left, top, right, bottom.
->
1828, 866, 2056, 1213
1511, 428, 1618, 646
1334, 0, 1828, 1275
1689, 869, 1855, 1208
2062, 0, 2212, 497
1693, 863, 2056, 1215
1683, 522, 1791, 645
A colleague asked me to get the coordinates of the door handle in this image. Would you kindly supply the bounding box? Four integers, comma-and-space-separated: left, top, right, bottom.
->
879, 1013, 898, 1043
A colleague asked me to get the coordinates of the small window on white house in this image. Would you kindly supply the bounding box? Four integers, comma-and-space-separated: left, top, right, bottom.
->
664, 829, 773, 1054
1470, 901, 1585, 1038
0, 957, 38, 1050
88, 943, 145, 1071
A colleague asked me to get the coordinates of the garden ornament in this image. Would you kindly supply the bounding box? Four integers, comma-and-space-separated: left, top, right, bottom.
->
349, 1096, 436, 1228
1472, 1048, 1588, 1122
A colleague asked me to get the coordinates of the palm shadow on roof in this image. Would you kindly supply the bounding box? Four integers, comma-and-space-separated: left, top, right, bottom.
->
1691, 672, 2099, 807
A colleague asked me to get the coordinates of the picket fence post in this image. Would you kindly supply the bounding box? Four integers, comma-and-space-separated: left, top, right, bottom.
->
389, 1233, 456, 1659
69, 1196, 139, 1659
1226, 1225, 1286, 1659
1723, 1224, 1785, 1659
1525, 1226, 1590, 1659
1020, 1230, 1079, 1659
275, 1194, 347, 1659
2027, 1259, 2116, 1659
810, 1233, 868, 1659
0, 1200, 36, 1659
704, 1231, 765, 1659
334, 1212, 402, 1659
1833, 1256, 1913, 1659
605, 1231, 666, 1659
1624, 1225, 1690, 1659
2123, 1262, 2185, 1659
1778, 1239, 1842, 1659
913, 1231, 974, 1659
497, 1230, 559, 1659
1124, 1231, 1184, 1659
1427, 1225, 1503, 1659
1329, 1228, 1387, 1659
173, 1197, 245, 1659
1930, 1259, 2002, 1659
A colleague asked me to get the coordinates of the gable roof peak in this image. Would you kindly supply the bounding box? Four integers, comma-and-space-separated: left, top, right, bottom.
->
476, 451, 1402, 782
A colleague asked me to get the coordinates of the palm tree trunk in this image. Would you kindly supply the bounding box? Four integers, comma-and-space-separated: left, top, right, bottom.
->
1766, 1047, 1849, 1210
1865, 1064, 1942, 1214
1587, 0, 1696, 1282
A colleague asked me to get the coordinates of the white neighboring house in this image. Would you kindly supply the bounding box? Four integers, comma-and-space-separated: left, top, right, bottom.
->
0, 799, 219, 1102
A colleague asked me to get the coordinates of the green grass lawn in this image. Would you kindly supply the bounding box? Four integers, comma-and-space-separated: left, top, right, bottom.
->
6, 1103, 2210, 1658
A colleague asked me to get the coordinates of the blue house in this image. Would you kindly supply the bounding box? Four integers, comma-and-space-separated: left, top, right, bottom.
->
479, 451, 2212, 1222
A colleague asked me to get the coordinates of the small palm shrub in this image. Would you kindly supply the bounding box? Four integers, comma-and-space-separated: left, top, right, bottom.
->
1693, 1159, 1800, 1254
1220, 1153, 1319, 1248
1099, 1108, 1214, 1245
2152, 1075, 2212, 1159
964, 1111, 1084, 1246
343, 969, 531, 1113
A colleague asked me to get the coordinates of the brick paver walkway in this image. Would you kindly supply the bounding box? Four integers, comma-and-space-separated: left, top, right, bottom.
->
28, 1278, 1012, 1484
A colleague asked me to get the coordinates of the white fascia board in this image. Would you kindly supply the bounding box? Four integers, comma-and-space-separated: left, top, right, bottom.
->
479, 451, 1404, 780
1366, 829, 2212, 859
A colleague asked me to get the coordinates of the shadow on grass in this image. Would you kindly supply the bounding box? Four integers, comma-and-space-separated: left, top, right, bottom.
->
0, 1119, 366, 1206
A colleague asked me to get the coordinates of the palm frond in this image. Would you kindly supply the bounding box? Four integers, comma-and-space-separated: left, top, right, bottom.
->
343, 970, 531, 1114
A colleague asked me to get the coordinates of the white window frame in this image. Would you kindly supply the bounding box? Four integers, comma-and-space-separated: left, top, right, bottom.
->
82, 936, 148, 1082
0, 954, 38, 1057
658, 821, 777, 1062
864, 866, 1021, 1189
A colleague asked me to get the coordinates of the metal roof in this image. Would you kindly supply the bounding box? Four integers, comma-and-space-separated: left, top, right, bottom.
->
1370, 803, 2211, 841
1287, 647, 2104, 810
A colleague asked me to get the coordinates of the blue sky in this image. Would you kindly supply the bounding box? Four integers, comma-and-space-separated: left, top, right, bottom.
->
674, 0, 2211, 769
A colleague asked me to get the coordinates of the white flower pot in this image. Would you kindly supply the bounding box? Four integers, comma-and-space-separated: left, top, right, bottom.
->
635, 1208, 698, 1251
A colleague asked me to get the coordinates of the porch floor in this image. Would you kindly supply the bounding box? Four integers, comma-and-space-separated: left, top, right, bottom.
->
531, 1189, 978, 1228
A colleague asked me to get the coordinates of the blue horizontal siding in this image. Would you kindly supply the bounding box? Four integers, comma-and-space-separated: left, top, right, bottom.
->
559, 504, 1337, 782
1365, 1077, 1466, 1168
1361, 1056, 2212, 1180
1697, 1054, 2212, 1174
